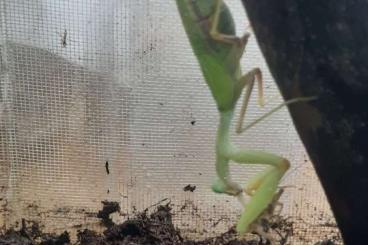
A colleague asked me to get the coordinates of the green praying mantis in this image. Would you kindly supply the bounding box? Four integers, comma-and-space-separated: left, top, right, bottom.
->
175, 0, 314, 236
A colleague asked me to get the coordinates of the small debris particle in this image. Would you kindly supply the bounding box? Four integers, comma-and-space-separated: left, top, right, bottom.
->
191, 120, 196, 125
61, 29, 67, 47
183, 184, 196, 192
105, 161, 110, 175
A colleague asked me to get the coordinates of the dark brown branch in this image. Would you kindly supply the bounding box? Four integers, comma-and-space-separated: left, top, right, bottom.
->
241, 1, 368, 244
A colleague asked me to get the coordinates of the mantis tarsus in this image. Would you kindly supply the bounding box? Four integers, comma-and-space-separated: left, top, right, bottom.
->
175, 0, 314, 237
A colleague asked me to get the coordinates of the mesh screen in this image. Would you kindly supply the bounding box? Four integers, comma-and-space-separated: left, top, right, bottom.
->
0, 1, 341, 244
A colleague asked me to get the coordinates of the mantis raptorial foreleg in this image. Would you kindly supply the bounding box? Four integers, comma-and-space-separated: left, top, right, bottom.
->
225, 147, 290, 233
248, 188, 285, 244
210, 0, 250, 46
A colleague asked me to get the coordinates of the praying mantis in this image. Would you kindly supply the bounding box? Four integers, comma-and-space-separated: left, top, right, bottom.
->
175, 0, 314, 237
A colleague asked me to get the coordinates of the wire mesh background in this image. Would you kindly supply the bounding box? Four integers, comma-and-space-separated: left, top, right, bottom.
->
0, 0, 341, 244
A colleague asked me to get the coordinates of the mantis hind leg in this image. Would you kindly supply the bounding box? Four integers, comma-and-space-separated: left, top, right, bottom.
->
224, 148, 290, 234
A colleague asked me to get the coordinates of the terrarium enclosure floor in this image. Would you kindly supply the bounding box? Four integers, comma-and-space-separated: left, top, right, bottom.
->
0, 159, 343, 244
0, 200, 342, 245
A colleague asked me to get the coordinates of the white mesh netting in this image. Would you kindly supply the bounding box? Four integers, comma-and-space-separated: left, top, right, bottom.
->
0, 1, 341, 244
